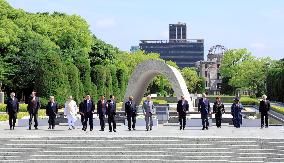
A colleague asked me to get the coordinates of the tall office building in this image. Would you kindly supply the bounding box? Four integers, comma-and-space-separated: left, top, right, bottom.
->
139, 22, 204, 68
169, 22, 187, 42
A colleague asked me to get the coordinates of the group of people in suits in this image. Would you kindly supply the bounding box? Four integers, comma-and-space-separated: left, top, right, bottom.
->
124, 95, 156, 131
178, 93, 271, 130
5, 90, 271, 131
72, 95, 117, 132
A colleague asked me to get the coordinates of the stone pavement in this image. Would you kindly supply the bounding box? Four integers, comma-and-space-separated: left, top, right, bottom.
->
0, 125, 283, 162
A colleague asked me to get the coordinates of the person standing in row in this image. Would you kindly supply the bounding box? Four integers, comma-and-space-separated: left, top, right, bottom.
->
107, 95, 117, 132
231, 98, 243, 128
46, 96, 59, 129
79, 96, 85, 130
97, 95, 107, 131
125, 96, 137, 131
6, 92, 19, 130
81, 95, 95, 131
27, 91, 41, 130
177, 95, 189, 130
259, 95, 270, 129
198, 93, 211, 130
142, 95, 155, 131
213, 97, 225, 128
64, 96, 77, 130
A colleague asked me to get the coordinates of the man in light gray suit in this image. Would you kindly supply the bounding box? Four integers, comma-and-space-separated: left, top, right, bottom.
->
142, 95, 155, 131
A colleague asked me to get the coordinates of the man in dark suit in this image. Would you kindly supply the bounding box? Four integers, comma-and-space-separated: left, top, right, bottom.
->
6, 92, 19, 130
231, 98, 243, 128
27, 91, 41, 130
107, 95, 116, 132
79, 97, 86, 130
46, 96, 59, 129
81, 95, 95, 131
259, 95, 270, 128
97, 95, 107, 131
125, 96, 137, 131
198, 93, 211, 130
177, 95, 189, 130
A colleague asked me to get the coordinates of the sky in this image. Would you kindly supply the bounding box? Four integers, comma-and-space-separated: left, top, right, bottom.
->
6, 0, 284, 60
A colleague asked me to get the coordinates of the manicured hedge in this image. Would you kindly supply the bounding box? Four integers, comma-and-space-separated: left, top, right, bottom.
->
0, 104, 28, 112
0, 110, 46, 121
207, 96, 236, 103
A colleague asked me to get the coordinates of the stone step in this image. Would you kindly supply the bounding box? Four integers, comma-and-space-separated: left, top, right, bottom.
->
0, 137, 283, 162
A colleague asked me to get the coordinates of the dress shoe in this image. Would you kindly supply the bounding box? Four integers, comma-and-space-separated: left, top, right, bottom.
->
109, 130, 112, 132
10, 126, 12, 130
72, 126, 75, 129
206, 127, 208, 130
128, 128, 131, 131
29, 126, 31, 130
35, 127, 38, 130
90, 129, 93, 131
113, 130, 116, 132
132, 128, 136, 130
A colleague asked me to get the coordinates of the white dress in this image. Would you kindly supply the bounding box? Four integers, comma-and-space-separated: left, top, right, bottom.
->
64, 100, 77, 124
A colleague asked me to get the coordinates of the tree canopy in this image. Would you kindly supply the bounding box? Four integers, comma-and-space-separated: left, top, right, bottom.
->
0, 0, 208, 104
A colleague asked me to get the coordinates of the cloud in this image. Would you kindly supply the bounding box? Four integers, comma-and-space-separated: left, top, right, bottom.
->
95, 18, 116, 29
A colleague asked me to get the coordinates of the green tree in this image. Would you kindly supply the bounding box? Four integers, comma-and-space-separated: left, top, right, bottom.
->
34, 53, 70, 104
266, 60, 284, 102
93, 65, 106, 97
66, 61, 84, 103
220, 49, 271, 96
182, 67, 200, 93
196, 77, 206, 94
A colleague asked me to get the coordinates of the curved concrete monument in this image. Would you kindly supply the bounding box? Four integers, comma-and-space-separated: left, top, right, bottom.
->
124, 59, 193, 111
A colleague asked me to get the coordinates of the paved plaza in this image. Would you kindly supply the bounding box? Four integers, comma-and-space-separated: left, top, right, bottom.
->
0, 125, 283, 162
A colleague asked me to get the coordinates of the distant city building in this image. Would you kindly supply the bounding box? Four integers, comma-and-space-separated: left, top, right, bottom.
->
169, 22, 187, 42
139, 22, 204, 68
196, 45, 227, 95
130, 46, 139, 53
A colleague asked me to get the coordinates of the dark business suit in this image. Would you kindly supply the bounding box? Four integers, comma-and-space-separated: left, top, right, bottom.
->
106, 99, 116, 132
97, 99, 107, 131
6, 97, 19, 129
125, 100, 137, 130
81, 99, 95, 130
27, 96, 41, 129
177, 100, 189, 130
259, 100, 270, 128
46, 101, 59, 128
79, 101, 85, 127
231, 103, 243, 128
198, 98, 211, 129
213, 101, 225, 128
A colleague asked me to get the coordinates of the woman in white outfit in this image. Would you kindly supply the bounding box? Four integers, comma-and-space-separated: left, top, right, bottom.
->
64, 96, 78, 130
